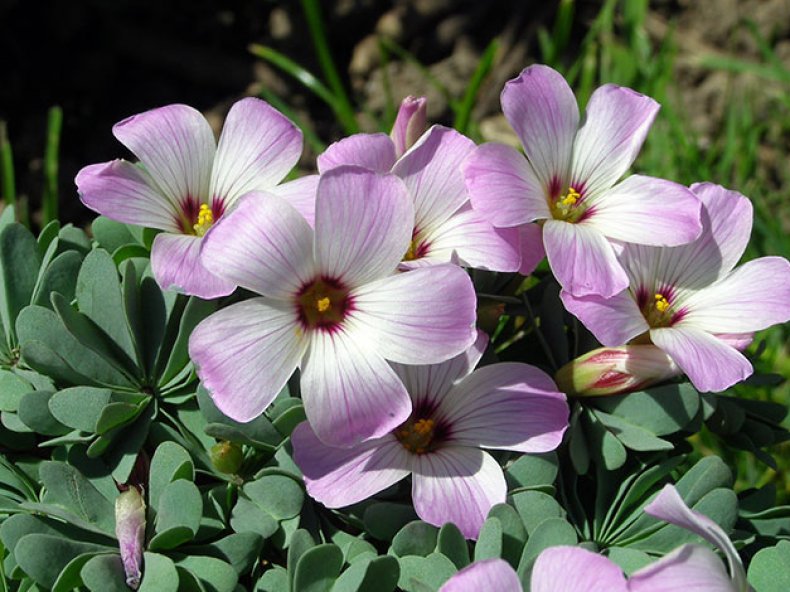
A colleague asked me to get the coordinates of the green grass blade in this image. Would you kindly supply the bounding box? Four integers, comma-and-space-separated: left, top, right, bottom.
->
299, 0, 359, 133
42, 106, 63, 226
256, 87, 326, 154
377, 37, 397, 132
0, 121, 16, 212
249, 43, 341, 114
697, 54, 790, 83
454, 39, 499, 135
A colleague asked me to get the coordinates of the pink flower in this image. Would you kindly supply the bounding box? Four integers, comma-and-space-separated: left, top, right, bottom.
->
317, 101, 522, 273
440, 485, 748, 591
115, 487, 146, 590
390, 96, 428, 157
555, 345, 681, 397
561, 183, 790, 392
189, 166, 477, 447
76, 98, 316, 298
292, 332, 569, 539
463, 64, 702, 297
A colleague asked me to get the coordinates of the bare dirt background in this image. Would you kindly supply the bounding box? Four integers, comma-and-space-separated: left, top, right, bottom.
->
1, 0, 789, 228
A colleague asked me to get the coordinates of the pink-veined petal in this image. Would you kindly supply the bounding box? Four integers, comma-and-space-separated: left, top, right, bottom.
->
439, 559, 522, 592
291, 422, 411, 507
531, 546, 628, 592
440, 363, 569, 453
112, 104, 215, 205
518, 223, 545, 276
419, 203, 521, 272
151, 233, 236, 298
392, 125, 476, 231
189, 298, 307, 421
76, 160, 181, 232
317, 133, 397, 174
315, 167, 413, 288
412, 447, 506, 539
571, 85, 658, 197
560, 289, 648, 346
619, 184, 754, 294
267, 175, 319, 227
210, 97, 302, 206
300, 329, 412, 447
391, 330, 489, 410
463, 142, 549, 227
501, 65, 579, 190
628, 544, 736, 592
200, 193, 315, 300
585, 175, 702, 246
391, 96, 428, 157
543, 220, 629, 298
348, 264, 477, 365
650, 326, 753, 392
643, 484, 746, 591
680, 257, 790, 333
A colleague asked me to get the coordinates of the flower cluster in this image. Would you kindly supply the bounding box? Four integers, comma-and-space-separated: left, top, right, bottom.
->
76, 63, 789, 550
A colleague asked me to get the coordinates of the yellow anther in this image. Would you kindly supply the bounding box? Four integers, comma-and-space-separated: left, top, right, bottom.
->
654, 294, 670, 313
316, 297, 331, 312
413, 418, 435, 435
561, 187, 580, 206
395, 417, 437, 454
192, 204, 214, 237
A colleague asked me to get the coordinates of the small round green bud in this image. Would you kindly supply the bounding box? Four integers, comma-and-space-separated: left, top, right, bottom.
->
210, 441, 243, 474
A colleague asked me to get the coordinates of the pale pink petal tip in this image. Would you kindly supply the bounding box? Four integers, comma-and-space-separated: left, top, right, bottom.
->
439, 559, 521, 592
391, 95, 428, 157
151, 233, 236, 299
531, 546, 628, 592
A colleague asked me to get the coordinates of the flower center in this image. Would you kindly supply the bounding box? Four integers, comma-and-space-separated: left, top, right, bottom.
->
296, 278, 351, 330
642, 292, 674, 327
396, 418, 436, 454
193, 204, 214, 237
402, 231, 430, 262
550, 186, 588, 223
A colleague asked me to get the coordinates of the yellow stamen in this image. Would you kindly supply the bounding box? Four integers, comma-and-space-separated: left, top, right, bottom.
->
316, 297, 331, 312
654, 293, 670, 313
193, 204, 214, 237
551, 187, 585, 222
560, 187, 580, 206
395, 418, 436, 454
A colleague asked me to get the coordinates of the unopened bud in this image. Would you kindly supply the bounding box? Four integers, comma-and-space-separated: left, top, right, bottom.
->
555, 345, 681, 397
115, 487, 146, 590
210, 441, 243, 475
391, 96, 427, 157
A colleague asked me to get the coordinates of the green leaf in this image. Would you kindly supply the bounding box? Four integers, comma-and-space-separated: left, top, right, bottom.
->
287, 529, 316, 589
0, 370, 32, 412
90, 217, 139, 253
748, 540, 790, 592
436, 522, 470, 569
391, 521, 439, 558
592, 409, 674, 452
32, 250, 83, 309
516, 518, 577, 579
14, 534, 112, 590
39, 461, 116, 535
80, 554, 129, 592
292, 544, 343, 592
272, 405, 306, 437
195, 532, 263, 576
505, 452, 559, 491
244, 474, 304, 521
149, 441, 195, 511
585, 408, 627, 470
174, 555, 238, 592
397, 552, 456, 592
230, 497, 278, 539
76, 249, 136, 363
473, 516, 502, 561
149, 480, 202, 551
51, 552, 104, 592
512, 491, 565, 535
139, 552, 180, 592
197, 386, 282, 449
363, 502, 418, 541
0, 223, 41, 343
157, 298, 217, 387
256, 566, 288, 592
48, 386, 113, 431
17, 389, 69, 435
606, 547, 652, 576
95, 400, 148, 435
592, 383, 700, 435
331, 555, 400, 592
488, 504, 527, 565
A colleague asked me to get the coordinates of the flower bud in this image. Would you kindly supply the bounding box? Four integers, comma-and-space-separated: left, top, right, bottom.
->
555, 345, 681, 397
115, 487, 146, 590
210, 441, 243, 474
390, 96, 427, 157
